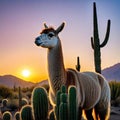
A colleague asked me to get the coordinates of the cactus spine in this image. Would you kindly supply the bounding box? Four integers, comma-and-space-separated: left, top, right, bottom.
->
91, 2, 111, 73
75, 56, 80, 72
32, 87, 48, 120
2, 111, 12, 120
68, 86, 77, 120
20, 105, 33, 120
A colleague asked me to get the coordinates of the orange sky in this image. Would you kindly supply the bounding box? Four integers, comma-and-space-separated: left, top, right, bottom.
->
0, 0, 120, 83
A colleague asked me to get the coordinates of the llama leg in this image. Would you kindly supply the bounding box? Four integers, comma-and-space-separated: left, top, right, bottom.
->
95, 104, 110, 120
85, 108, 94, 120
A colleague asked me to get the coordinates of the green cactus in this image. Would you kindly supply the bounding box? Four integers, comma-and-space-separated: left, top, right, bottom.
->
54, 85, 78, 120
2, 111, 12, 120
18, 86, 22, 110
75, 56, 80, 72
14, 111, 20, 120
59, 93, 68, 120
20, 105, 33, 120
2, 99, 8, 107
55, 90, 61, 120
91, 2, 111, 73
32, 87, 48, 120
68, 86, 77, 120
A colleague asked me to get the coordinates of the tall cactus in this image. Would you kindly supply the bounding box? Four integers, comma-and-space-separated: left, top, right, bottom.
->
32, 87, 48, 120
68, 86, 77, 120
2, 111, 12, 120
75, 56, 80, 72
91, 2, 111, 73
18, 86, 22, 110
20, 105, 33, 120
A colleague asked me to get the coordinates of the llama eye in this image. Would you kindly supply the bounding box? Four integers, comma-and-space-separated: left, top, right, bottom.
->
48, 33, 54, 38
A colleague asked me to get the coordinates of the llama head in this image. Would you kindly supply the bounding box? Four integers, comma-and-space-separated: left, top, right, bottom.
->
35, 22, 65, 48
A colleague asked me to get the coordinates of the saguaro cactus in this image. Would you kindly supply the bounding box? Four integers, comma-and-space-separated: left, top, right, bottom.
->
20, 105, 33, 120
91, 2, 111, 73
32, 87, 48, 120
18, 86, 22, 110
75, 56, 80, 72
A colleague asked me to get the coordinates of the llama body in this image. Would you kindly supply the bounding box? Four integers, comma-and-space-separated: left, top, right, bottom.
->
35, 23, 110, 120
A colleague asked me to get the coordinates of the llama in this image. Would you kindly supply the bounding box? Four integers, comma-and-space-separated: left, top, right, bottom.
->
35, 22, 111, 120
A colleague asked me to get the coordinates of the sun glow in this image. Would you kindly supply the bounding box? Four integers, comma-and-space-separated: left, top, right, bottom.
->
22, 69, 31, 77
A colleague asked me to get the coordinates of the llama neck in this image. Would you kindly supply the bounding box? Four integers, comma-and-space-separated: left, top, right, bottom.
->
47, 40, 66, 94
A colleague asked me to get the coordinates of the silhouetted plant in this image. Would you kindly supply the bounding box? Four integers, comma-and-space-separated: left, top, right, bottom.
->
18, 86, 22, 110
91, 2, 111, 73
75, 56, 80, 72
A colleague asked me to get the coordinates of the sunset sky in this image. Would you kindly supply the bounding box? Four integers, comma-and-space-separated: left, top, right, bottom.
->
0, 0, 120, 83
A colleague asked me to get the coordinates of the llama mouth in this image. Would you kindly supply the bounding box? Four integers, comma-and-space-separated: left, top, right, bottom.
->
35, 40, 42, 46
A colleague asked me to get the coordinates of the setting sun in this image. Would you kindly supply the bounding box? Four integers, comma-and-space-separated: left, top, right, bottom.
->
22, 69, 31, 77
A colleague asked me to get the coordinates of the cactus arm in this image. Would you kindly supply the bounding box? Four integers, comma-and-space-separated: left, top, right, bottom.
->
91, 37, 94, 49
100, 20, 111, 47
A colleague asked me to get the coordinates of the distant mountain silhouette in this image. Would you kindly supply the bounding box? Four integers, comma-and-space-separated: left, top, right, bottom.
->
102, 63, 120, 81
0, 75, 35, 88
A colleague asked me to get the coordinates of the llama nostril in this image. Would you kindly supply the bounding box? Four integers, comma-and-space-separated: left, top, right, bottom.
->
35, 37, 41, 46
35, 37, 40, 41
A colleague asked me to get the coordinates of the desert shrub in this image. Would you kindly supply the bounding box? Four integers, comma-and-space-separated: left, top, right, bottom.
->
25, 91, 31, 99
111, 96, 120, 107
0, 85, 13, 98
7, 99, 19, 111
109, 81, 120, 100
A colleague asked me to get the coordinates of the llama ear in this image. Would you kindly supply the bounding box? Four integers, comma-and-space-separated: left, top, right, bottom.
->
56, 22, 65, 34
44, 23, 48, 29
